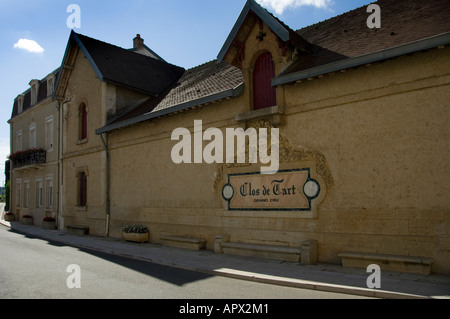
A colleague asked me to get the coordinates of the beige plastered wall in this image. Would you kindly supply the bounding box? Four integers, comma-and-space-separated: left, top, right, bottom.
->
282, 46, 450, 274
59, 35, 449, 274
9, 97, 59, 225
60, 50, 107, 235
104, 46, 450, 274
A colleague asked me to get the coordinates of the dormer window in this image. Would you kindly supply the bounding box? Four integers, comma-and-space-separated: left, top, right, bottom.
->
29, 79, 40, 105
47, 74, 56, 97
17, 94, 24, 114
253, 52, 276, 110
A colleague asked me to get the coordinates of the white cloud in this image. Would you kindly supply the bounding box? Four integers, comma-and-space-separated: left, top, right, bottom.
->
256, 0, 332, 15
13, 38, 44, 53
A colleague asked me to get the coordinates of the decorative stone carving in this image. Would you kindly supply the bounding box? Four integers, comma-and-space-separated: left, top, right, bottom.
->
214, 119, 334, 192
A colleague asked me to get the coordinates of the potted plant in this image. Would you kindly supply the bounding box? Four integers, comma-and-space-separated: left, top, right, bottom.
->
22, 215, 34, 225
122, 225, 149, 243
4, 212, 15, 222
42, 217, 56, 230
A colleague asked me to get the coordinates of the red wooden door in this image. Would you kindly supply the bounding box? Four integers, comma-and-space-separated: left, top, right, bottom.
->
253, 52, 276, 110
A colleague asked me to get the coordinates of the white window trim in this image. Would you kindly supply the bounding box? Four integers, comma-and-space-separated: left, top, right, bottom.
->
45, 175, 53, 209
29, 123, 36, 149
47, 75, 56, 97
29, 80, 40, 106
17, 95, 24, 114
16, 130, 23, 152
45, 115, 54, 151
36, 179, 43, 209
16, 179, 22, 208
24, 180, 30, 208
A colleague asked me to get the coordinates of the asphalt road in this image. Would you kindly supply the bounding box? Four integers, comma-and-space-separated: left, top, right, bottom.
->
0, 225, 371, 300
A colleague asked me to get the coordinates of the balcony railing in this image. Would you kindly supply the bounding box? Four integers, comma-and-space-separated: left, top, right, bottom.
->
8, 148, 47, 169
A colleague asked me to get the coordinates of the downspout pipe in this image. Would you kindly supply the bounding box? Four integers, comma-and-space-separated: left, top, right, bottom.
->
57, 97, 70, 230
100, 133, 111, 237
56, 101, 61, 229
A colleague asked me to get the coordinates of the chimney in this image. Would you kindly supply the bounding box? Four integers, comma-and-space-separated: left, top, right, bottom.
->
133, 34, 144, 50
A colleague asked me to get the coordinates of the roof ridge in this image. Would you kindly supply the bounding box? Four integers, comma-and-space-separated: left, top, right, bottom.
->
75, 32, 132, 53
74, 32, 182, 69
185, 59, 219, 71
295, 1, 376, 33
15, 67, 61, 98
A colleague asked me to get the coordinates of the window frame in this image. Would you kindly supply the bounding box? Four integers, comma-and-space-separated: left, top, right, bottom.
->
24, 180, 30, 208
29, 123, 37, 149
252, 51, 277, 111
16, 179, 22, 208
45, 115, 54, 151
46, 176, 53, 209
78, 171, 87, 208
79, 103, 88, 142
36, 179, 43, 209
16, 130, 23, 152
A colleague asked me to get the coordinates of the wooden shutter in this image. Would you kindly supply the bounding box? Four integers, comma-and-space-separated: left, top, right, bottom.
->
253, 52, 276, 110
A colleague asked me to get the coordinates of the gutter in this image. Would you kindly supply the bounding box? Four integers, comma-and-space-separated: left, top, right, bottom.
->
272, 32, 450, 87
95, 83, 244, 135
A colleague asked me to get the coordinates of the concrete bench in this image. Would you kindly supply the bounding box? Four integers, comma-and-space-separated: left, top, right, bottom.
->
160, 236, 206, 250
215, 237, 317, 264
67, 225, 89, 236
338, 252, 433, 276
221, 242, 302, 263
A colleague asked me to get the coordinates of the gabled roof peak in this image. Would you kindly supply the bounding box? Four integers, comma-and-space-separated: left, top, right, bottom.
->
217, 0, 312, 64
54, 31, 185, 100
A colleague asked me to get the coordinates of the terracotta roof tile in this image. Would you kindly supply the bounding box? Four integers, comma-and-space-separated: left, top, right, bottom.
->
285, 0, 450, 74
152, 60, 243, 113
108, 60, 243, 124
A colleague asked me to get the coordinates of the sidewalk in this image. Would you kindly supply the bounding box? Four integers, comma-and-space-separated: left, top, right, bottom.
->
1, 217, 450, 299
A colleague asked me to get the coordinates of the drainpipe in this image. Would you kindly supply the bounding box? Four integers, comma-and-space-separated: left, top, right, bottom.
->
57, 97, 71, 230
56, 101, 61, 229
100, 133, 110, 237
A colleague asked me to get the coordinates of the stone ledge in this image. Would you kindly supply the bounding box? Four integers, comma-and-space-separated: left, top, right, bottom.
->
67, 225, 90, 236
160, 236, 206, 250
339, 252, 433, 276
221, 242, 301, 263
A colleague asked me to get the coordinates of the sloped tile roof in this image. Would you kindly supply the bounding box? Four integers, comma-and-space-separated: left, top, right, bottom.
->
108, 60, 243, 125
152, 60, 243, 113
75, 33, 185, 96
10, 69, 61, 119
284, 0, 450, 74
101, 0, 449, 132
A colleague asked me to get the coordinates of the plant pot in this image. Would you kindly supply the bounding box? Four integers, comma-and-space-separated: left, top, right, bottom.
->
122, 232, 149, 243
22, 217, 34, 225
4, 215, 15, 222
42, 221, 56, 230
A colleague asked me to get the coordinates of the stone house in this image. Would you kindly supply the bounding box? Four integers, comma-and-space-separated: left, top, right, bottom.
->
8, 69, 60, 225
9, 0, 450, 274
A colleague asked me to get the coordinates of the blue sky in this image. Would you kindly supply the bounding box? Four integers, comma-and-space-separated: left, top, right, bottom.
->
0, 0, 374, 183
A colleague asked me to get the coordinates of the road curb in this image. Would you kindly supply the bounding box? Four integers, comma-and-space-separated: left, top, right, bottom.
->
0, 221, 438, 299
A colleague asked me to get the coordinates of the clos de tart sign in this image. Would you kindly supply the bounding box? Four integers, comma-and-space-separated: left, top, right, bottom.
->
222, 169, 320, 211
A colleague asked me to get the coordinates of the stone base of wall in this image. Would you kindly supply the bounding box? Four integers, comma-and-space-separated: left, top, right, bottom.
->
339, 252, 433, 276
